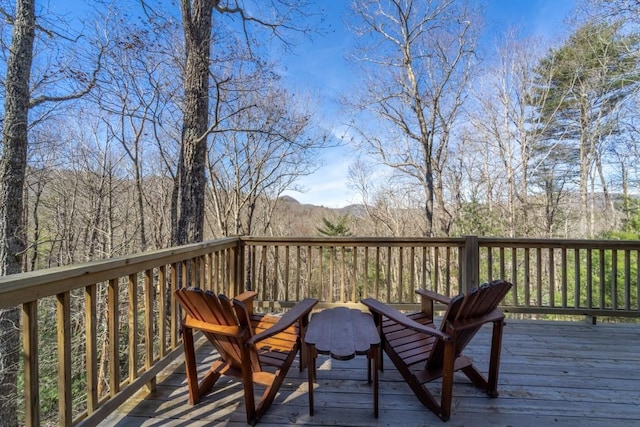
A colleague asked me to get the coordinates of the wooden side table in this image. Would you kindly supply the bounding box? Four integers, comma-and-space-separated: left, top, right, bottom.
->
304, 307, 381, 418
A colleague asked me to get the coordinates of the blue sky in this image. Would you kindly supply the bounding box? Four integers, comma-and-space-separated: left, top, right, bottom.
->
280, 0, 577, 208
49, 0, 577, 209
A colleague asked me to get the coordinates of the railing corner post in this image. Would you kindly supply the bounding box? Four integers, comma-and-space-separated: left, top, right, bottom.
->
234, 237, 245, 295
462, 235, 479, 293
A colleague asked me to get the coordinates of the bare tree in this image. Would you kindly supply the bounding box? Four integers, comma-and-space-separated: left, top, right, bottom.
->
97, 12, 180, 251
0, 2, 34, 422
175, 0, 316, 245
0, 1, 103, 422
345, 0, 479, 236
466, 31, 554, 236
348, 158, 424, 236
207, 71, 326, 237
580, 0, 640, 25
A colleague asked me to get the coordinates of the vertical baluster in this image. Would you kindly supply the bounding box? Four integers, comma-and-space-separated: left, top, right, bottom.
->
307, 246, 312, 299
204, 253, 211, 292
624, 249, 631, 311
363, 246, 370, 299
375, 246, 380, 300
561, 248, 568, 308
159, 265, 167, 357
170, 264, 179, 349
421, 246, 427, 291
285, 245, 290, 302
57, 291, 72, 426
549, 249, 555, 307
574, 249, 581, 308
144, 269, 156, 392
85, 283, 98, 413
598, 249, 606, 309
386, 246, 392, 303
524, 248, 530, 307
128, 273, 138, 382
273, 245, 279, 300
536, 248, 542, 307
296, 245, 301, 301
586, 249, 593, 309
636, 249, 640, 312
446, 246, 452, 296
22, 300, 39, 427
108, 278, 120, 394
212, 250, 219, 294
352, 246, 358, 301
499, 247, 506, 281
434, 246, 440, 294
487, 246, 493, 282
181, 260, 188, 291
340, 246, 346, 303
611, 249, 618, 310
318, 246, 324, 301
511, 248, 518, 306
328, 246, 334, 302
398, 246, 404, 303
261, 246, 268, 301
410, 246, 415, 300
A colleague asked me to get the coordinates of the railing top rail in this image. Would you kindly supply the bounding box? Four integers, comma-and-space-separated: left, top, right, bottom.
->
2, 235, 640, 310
240, 236, 467, 247
0, 237, 241, 309
479, 237, 640, 250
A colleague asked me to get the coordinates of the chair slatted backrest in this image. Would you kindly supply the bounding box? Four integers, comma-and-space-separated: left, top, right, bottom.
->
428, 280, 512, 369
175, 288, 254, 371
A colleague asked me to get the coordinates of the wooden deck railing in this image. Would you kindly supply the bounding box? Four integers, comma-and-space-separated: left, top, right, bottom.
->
242, 236, 640, 318
0, 236, 638, 426
0, 238, 243, 427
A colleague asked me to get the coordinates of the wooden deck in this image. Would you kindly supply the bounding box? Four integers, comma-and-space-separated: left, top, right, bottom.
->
100, 319, 640, 426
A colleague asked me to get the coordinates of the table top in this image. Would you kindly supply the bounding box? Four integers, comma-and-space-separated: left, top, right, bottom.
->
304, 307, 380, 360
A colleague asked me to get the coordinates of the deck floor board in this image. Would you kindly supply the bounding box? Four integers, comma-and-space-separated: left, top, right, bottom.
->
100, 320, 640, 426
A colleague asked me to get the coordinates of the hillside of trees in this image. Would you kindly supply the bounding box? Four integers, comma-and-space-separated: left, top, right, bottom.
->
0, 0, 640, 268
20, 163, 640, 272
0, 0, 637, 273
2, 1, 640, 424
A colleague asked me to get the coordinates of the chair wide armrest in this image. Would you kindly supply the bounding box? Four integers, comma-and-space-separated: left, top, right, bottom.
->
235, 291, 258, 304
448, 308, 505, 332
362, 298, 452, 341
416, 288, 452, 305
183, 315, 244, 337
235, 291, 258, 316
248, 298, 318, 345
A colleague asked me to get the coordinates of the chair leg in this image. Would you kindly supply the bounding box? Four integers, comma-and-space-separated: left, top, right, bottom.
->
461, 364, 490, 390
241, 347, 258, 425
439, 340, 455, 421
487, 320, 505, 397
256, 346, 298, 421
183, 328, 223, 405
182, 327, 200, 405
299, 317, 310, 372
384, 344, 440, 416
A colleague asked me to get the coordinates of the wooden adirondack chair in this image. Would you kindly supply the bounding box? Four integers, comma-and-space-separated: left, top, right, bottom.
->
175, 288, 318, 425
361, 279, 512, 421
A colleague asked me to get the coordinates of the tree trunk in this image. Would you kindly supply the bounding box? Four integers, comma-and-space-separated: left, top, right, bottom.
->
0, 0, 35, 424
176, 0, 213, 245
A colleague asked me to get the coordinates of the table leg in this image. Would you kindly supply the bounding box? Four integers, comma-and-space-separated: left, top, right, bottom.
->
371, 344, 380, 418
308, 345, 316, 416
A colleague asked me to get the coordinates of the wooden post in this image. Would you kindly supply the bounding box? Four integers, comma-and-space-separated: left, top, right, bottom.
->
461, 236, 479, 294
22, 301, 39, 427
57, 292, 72, 427
231, 238, 243, 295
